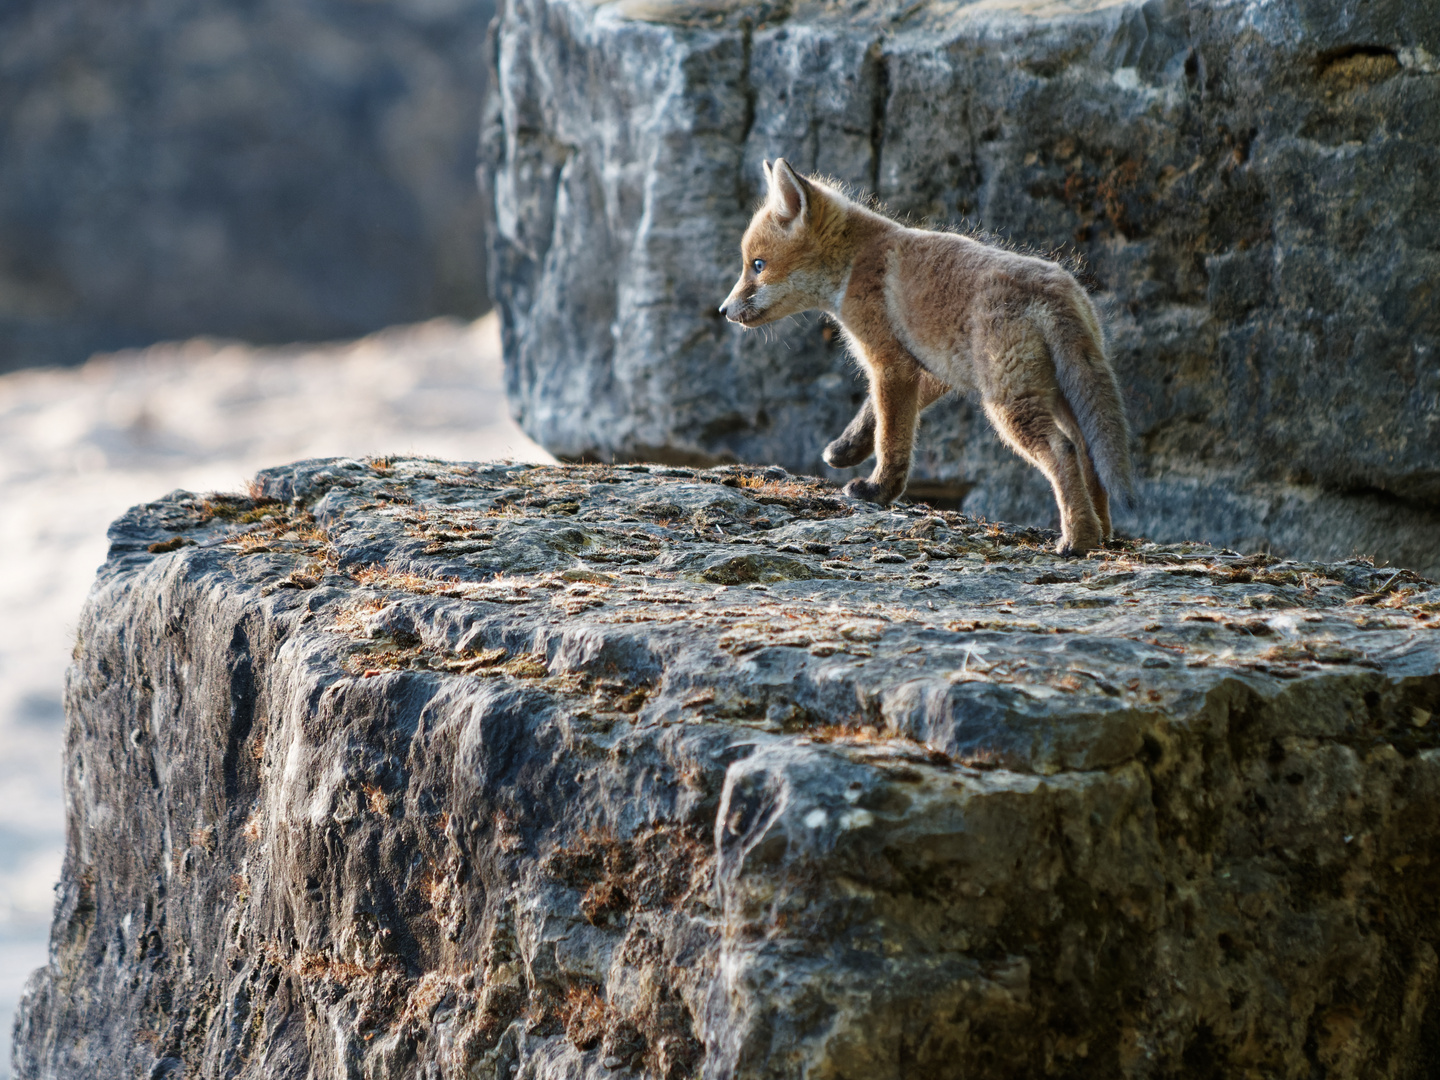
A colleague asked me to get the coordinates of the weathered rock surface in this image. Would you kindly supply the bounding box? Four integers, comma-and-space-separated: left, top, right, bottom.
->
15, 457, 1440, 1078
483, 0, 1440, 576
0, 0, 494, 373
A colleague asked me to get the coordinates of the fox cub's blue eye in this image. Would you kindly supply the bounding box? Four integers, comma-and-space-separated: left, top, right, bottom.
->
751, 258, 766, 274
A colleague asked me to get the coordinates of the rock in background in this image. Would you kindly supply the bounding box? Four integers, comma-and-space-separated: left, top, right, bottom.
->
482, 0, 1440, 576
0, 0, 495, 373
14, 457, 1440, 1078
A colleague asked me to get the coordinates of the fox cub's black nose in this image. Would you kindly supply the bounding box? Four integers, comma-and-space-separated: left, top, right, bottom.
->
718, 302, 728, 316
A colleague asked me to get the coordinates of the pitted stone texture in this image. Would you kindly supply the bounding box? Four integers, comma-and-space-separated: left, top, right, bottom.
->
482, 0, 1440, 575
14, 457, 1440, 1078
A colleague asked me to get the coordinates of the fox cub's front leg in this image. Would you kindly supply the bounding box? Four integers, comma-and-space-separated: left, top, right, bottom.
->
824, 370, 950, 472
842, 361, 922, 505
823, 398, 876, 469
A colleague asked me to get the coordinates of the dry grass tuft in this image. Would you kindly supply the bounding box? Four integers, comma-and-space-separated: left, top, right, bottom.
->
351, 565, 462, 595
736, 475, 814, 499
502, 652, 549, 678
295, 953, 372, 984
808, 723, 886, 744
342, 639, 517, 679
362, 783, 391, 815
546, 825, 711, 927
331, 597, 388, 636
564, 984, 609, 1050
399, 970, 466, 1026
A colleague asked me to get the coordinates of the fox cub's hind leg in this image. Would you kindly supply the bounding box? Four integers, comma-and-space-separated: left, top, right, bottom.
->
824, 370, 951, 471
984, 395, 1103, 556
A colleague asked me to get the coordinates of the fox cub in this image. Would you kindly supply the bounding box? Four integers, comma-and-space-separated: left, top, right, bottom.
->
719, 158, 1134, 556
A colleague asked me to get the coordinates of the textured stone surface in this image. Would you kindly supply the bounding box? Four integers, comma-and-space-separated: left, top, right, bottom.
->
15, 457, 1440, 1078
483, 0, 1440, 576
0, 0, 494, 373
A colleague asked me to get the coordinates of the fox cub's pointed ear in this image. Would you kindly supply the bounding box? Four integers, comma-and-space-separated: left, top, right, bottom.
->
767, 157, 809, 225
762, 159, 773, 184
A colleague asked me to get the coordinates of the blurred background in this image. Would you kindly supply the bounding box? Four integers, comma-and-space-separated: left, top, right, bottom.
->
0, 0, 553, 1069
1, 0, 497, 372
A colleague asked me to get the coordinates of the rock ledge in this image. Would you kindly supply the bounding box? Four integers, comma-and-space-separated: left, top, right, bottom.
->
15, 457, 1440, 1078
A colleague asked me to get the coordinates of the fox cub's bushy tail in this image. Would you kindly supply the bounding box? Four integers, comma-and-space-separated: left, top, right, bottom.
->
1048, 301, 1136, 510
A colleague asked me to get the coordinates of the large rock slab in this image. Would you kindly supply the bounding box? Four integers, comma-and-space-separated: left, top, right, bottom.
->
482, 0, 1440, 576
15, 457, 1440, 1078
0, 0, 494, 372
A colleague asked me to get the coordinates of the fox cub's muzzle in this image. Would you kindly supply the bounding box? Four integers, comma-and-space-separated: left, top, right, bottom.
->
719, 280, 762, 325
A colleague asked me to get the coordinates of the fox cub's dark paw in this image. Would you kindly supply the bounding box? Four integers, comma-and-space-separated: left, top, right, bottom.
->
823, 433, 874, 469
1055, 535, 1101, 558
842, 478, 897, 505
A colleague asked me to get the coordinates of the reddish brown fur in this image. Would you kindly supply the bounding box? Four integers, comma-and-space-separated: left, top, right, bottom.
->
720, 159, 1134, 555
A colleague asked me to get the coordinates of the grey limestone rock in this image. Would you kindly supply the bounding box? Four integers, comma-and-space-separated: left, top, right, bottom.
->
14, 457, 1440, 1077
0, 0, 494, 372
482, 0, 1440, 576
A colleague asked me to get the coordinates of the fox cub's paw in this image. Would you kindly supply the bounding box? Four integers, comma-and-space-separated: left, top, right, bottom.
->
842, 477, 898, 505
823, 432, 873, 469
1055, 533, 1102, 558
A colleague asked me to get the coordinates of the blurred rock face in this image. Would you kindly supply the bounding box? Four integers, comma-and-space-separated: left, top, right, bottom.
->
482, 0, 1440, 575
0, 0, 494, 372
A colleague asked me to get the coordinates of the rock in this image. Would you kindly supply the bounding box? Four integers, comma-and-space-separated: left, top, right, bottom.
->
0, 0, 495, 373
482, 0, 1440, 576
15, 457, 1440, 1078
